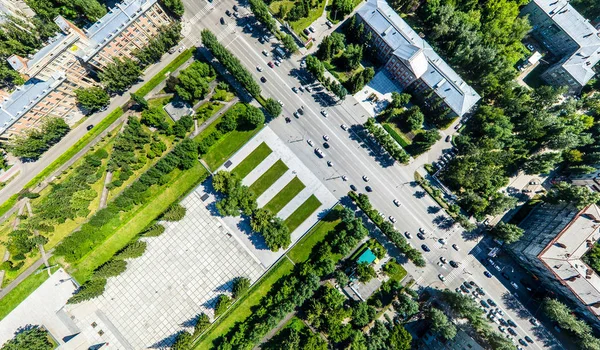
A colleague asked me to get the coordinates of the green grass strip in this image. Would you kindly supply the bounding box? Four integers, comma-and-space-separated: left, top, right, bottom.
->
135, 48, 195, 97
284, 195, 322, 232
193, 258, 294, 349
263, 177, 305, 215
248, 160, 288, 197
287, 205, 342, 263
0, 266, 58, 321
232, 142, 272, 179
383, 123, 411, 148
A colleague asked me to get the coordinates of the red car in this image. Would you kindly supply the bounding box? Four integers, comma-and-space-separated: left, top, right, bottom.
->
268, 61, 274, 68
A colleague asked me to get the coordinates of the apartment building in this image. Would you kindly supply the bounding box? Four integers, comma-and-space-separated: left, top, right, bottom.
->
0, 0, 35, 23
521, 0, 600, 94
0, 0, 171, 139
507, 203, 600, 329
356, 0, 480, 117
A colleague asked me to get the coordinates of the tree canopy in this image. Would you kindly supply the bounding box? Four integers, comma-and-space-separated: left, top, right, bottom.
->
1, 326, 53, 350
75, 87, 109, 113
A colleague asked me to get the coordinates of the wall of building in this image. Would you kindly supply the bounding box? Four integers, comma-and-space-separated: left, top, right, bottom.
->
521, 2, 579, 57
541, 63, 582, 94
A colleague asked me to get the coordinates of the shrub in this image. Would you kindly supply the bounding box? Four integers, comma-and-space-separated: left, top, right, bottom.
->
143, 224, 166, 237
232, 276, 251, 299
93, 259, 128, 279
161, 203, 187, 221
194, 313, 211, 335
214, 294, 232, 317
68, 278, 107, 304
115, 241, 147, 259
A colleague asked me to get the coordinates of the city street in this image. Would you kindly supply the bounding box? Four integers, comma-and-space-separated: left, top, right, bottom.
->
184, 0, 562, 348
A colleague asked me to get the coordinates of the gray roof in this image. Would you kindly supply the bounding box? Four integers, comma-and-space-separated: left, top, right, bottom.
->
82, 0, 159, 61
0, 72, 65, 135
357, 0, 480, 116
8, 32, 68, 72
529, 0, 600, 85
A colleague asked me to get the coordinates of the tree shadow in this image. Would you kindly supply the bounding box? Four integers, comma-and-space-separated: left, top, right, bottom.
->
427, 206, 441, 214
432, 215, 454, 230
202, 295, 221, 309
214, 279, 234, 293
148, 332, 179, 349
180, 315, 199, 328
500, 292, 531, 319
347, 125, 395, 168
414, 191, 426, 199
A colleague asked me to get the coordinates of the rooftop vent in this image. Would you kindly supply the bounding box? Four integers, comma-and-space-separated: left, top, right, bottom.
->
556, 242, 567, 248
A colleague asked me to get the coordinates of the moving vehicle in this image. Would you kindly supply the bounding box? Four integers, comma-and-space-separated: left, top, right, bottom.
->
262, 50, 269, 56
220, 17, 225, 24
314, 148, 324, 157
389, 216, 396, 223
321, 110, 328, 117
510, 282, 519, 289
256, 66, 263, 72
362, 175, 369, 182
452, 244, 460, 251
260, 77, 267, 83
393, 199, 400, 206
86, 124, 94, 131
278, 100, 284, 106
323, 135, 329, 141
307, 139, 313, 146
416, 232, 425, 240
365, 186, 372, 192
341, 124, 348, 131
438, 274, 445, 281
327, 160, 333, 167
484, 271, 492, 278
350, 184, 357, 191
268, 61, 274, 68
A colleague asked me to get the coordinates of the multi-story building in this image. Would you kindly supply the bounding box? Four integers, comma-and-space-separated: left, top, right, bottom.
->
0, 0, 171, 139
507, 202, 600, 329
356, 0, 480, 117
521, 0, 600, 94
0, 0, 35, 23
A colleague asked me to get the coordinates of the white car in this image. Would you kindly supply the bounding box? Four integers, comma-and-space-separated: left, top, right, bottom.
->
404, 232, 412, 239
278, 100, 284, 106
256, 66, 263, 72
510, 282, 519, 289
323, 135, 329, 141
452, 244, 460, 251
393, 199, 400, 206
439, 238, 447, 245
389, 216, 396, 223
341, 124, 348, 131
262, 49, 269, 56
321, 110, 328, 117
274, 60, 281, 66
438, 274, 445, 281
362, 175, 369, 182
327, 160, 333, 167
314, 148, 323, 157
307, 139, 313, 146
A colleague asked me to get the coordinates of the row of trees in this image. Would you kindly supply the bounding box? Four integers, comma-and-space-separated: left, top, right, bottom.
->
350, 191, 426, 267
364, 118, 410, 163
1, 325, 54, 350
55, 138, 199, 262
7, 118, 70, 160
201, 30, 261, 97
544, 298, 600, 349
305, 55, 348, 100
212, 171, 290, 251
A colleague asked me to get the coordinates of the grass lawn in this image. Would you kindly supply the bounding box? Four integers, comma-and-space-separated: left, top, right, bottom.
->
383, 123, 411, 148
135, 48, 195, 98
193, 258, 294, 349
0, 266, 58, 321
248, 160, 288, 197
270, 0, 327, 35
232, 142, 272, 179
284, 195, 322, 232
67, 163, 208, 283
287, 205, 342, 263
263, 177, 305, 214
383, 260, 408, 282
195, 101, 224, 121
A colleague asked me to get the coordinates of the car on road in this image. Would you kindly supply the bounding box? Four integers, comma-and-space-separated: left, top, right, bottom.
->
327, 160, 333, 167
499, 326, 506, 333
292, 87, 298, 93
326, 20, 332, 28
365, 186, 372, 192
233, 4, 238, 11
314, 148, 323, 157
285, 117, 291, 123
438, 274, 445, 281
476, 288, 485, 296
510, 282, 519, 289
323, 135, 329, 141
519, 339, 528, 346
309, 26, 315, 33
529, 318, 539, 326
404, 232, 411, 239
260, 76, 267, 83
419, 228, 425, 234
303, 28, 310, 35
526, 43, 535, 51
452, 244, 460, 251
262, 50, 269, 56
256, 66, 263, 72
439, 238, 446, 245
422, 244, 430, 252
449, 261, 458, 268
440, 257, 447, 264
416, 232, 425, 240
389, 216, 396, 223
274, 60, 281, 66
293, 111, 299, 118
508, 328, 517, 336
507, 319, 517, 328
323, 142, 329, 148
445, 135, 451, 142
278, 100, 284, 106
307, 139, 313, 146
524, 336, 533, 343
268, 61, 274, 68
341, 124, 348, 131
225, 9, 231, 16
350, 184, 357, 191
362, 175, 369, 182
501, 272, 510, 280
484, 271, 492, 278
341, 175, 347, 181
487, 299, 497, 307
481, 300, 490, 308
321, 110, 328, 117
86, 124, 94, 131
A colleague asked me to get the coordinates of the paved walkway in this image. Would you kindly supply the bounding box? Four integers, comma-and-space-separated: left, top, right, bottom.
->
191, 97, 239, 138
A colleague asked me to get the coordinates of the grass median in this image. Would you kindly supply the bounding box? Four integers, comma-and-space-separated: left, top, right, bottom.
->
231, 142, 272, 179
263, 177, 305, 214
248, 160, 288, 197
284, 195, 322, 232
135, 48, 195, 97
193, 258, 294, 349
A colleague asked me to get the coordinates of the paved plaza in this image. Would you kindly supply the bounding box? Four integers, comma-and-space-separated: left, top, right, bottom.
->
64, 192, 266, 349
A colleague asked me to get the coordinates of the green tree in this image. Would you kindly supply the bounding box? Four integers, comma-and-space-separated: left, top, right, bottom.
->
161, 204, 187, 221
491, 222, 523, 243
351, 302, 377, 328
141, 107, 169, 130
1, 325, 53, 350
8, 118, 70, 160
160, 0, 184, 17
428, 308, 456, 340
342, 44, 363, 70
75, 87, 109, 113
175, 61, 213, 103
305, 55, 324, 80
68, 278, 107, 303
248, 0, 277, 33
214, 294, 232, 317
389, 324, 412, 350
99, 57, 142, 93
545, 182, 600, 209
238, 105, 264, 129
93, 259, 127, 279
194, 313, 210, 335
131, 92, 149, 110
264, 98, 282, 117
411, 129, 441, 154
333, 269, 349, 286
394, 293, 419, 319
171, 331, 192, 350
403, 106, 424, 131
282, 34, 298, 53
232, 276, 251, 298
115, 241, 147, 259
332, 0, 354, 17
356, 262, 376, 283
523, 152, 562, 175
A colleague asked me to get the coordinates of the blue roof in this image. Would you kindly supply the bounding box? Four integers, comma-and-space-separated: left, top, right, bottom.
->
0, 73, 64, 134
357, 248, 377, 264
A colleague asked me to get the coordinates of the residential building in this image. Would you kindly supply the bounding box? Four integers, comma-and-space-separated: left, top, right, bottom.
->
507, 203, 600, 329
570, 168, 600, 192
0, 0, 171, 139
0, 0, 35, 22
356, 0, 480, 117
521, 0, 600, 94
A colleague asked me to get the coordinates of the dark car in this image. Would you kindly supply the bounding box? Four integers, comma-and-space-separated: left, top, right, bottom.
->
421, 244, 430, 252
285, 117, 291, 123
487, 299, 497, 307
508, 328, 517, 336
484, 271, 492, 278
350, 184, 357, 191
449, 261, 458, 268
463, 281, 473, 289
365, 186, 372, 192
480, 300, 490, 308
297, 108, 304, 115
507, 319, 517, 328
220, 17, 225, 24
260, 76, 267, 83
469, 281, 478, 287
323, 142, 330, 149
499, 318, 508, 326
233, 4, 238, 11
86, 124, 94, 131
501, 272, 511, 280
460, 285, 468, 293
416, 232, 425, 240
476, 288, 485, 296
225, 9, 231, 16
519, 339, 528, 346
524, 336, 533, 343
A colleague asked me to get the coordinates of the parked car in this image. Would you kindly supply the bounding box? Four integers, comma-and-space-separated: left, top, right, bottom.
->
417, 232, 425, 240
233, 4, 238, 11
481, 300, 490, 308
452, 244, 460, 251
365, 186, 372, 192
484, 271, 492, 278
220, 17, 225, 24
445, 135, 451, 142
507, 319, 517, 328
350, 184, 357, 191
262, 50, 269, 56
524, 336, 533, 343
307, 139, 313, 146
278, 100, 284, 106
323, 135, 329, 141
309, 26, 315, 33
508, 328, 517, 336
440, 257, 447, 264
449, 261, 458, 268
529, 318, 539, 326
256, 66, 263, 72
327, 160, 333, 167
362, 175, 369, 182
268, 61, 274, 68
292, 87, 298, 93
225, 9, 231, 16
260, 77, 267, 83
404, 232, 411, 239
519, 339, 528, 346
314, 148, 323, 157
487, 299, 497, 307
389, 216, 396, 223
422, 244, 430, 252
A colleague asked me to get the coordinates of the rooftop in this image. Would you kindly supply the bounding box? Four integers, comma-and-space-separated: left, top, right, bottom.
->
528, 0, 600, 85
514, 203, 600, 317
357, 248, 377, 265
357, 0, 480, 116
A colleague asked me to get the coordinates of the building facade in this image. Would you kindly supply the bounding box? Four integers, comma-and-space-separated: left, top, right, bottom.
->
0, 0, 35, 23
521, 0, 600, 94
0, 0, 171, 139
356, 0, 480, 117
507, 203, 600, 329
